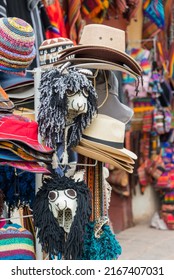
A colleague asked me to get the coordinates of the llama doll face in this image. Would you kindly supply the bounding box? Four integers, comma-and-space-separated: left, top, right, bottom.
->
67, 89, 88, 115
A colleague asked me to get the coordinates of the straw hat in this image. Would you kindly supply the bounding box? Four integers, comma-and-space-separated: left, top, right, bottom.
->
79, 114, 137, 160
73, 144, 134, 173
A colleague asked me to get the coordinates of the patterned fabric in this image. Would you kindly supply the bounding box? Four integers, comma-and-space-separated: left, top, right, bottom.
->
143, 0, 165, 28
67, 0, 83, 44
0, 17, 36, 76
0, 223, 36, 260
42, 0, 68, 39
81, 0, 109, 23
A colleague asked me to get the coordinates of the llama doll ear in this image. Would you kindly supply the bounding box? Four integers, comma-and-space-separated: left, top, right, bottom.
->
77, 68, 93, 76
73, 169, 85, 182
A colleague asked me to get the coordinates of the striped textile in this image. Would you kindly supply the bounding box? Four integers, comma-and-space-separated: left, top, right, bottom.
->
0, 223, 36, 260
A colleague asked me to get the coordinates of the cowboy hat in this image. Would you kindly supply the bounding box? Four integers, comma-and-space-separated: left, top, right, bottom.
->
54, 57, 140, 80
56, 24, 142, 76
79, 114, 137, 160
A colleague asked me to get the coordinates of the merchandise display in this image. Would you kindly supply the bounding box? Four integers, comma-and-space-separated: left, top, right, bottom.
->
0, 0, 174, 262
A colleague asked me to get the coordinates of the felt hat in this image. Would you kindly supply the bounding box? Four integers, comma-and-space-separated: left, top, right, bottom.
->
0, 17, 36, 76
39, 37, 74, 68
0, 86, 15, 112
78, 114, 137, 160
95, 70, 134, 124
56, 24, 142, 78
0, 223, 36, 260
0, 72, 34, 91
0, 114, 54, 154
54, 57, 140, 80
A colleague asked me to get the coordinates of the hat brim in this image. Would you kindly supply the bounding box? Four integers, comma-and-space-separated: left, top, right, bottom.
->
0, 72, 34, 91
81, 137, 137, 160
0, 160, 50, 174
54, 57, 139, 79
80, 139, 135, 164
57, 45, 142, 75
7, 85, 34, 99
0, 140, 53, 162
73, 145, 134, 173
0, 143, 41, 162
0, 134, 53, 154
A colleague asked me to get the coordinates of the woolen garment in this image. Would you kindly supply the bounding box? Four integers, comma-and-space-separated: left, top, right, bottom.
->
0, 0, 49, 68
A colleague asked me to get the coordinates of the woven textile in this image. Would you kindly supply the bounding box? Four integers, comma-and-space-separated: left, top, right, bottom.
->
0, 17, 36, 76
0, 223, 36, 260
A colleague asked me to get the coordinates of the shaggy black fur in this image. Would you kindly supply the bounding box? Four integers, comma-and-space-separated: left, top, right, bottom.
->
32, 172, 92, 260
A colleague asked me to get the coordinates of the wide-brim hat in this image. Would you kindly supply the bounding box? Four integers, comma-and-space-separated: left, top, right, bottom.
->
0, 140, 53, 162
0, 86, 14, 112
0, 71, 34, 91
7, 85, 34, 100
0, 17, 36, 76
79, 139, 135, 164
79, 114, 137, 160
56, 24, 142, 76
54, 57, 140, 80
0, 114, 54, 154
58, 46, 142, 76
73, 144, 134, 173
0, 143, 42, 162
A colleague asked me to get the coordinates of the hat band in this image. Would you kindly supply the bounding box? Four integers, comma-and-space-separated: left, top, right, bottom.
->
82, 135, 124, 149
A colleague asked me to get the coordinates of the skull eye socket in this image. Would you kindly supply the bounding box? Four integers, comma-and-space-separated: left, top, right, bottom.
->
65, 189, 77, 199
48, 191, 58, 202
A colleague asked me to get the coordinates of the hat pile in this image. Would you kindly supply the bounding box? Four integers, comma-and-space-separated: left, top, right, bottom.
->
0, 71, 34, 107
0, 17, 36, 76
52, 24, 142, 172
0, 114, 54, 173
73, 114, 137, 173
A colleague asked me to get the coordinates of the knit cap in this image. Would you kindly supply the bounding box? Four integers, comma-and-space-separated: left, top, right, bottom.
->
0, 223, 36, 260
0, 17, 36, 76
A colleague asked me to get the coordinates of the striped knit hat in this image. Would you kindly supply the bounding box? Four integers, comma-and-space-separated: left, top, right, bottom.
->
0, 17, 36, 76
0, 223, 36, 260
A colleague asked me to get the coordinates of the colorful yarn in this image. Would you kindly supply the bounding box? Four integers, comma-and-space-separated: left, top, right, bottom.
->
0, 17, 36, 75
0, 223, 35, 260
81, 221, 122, 260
